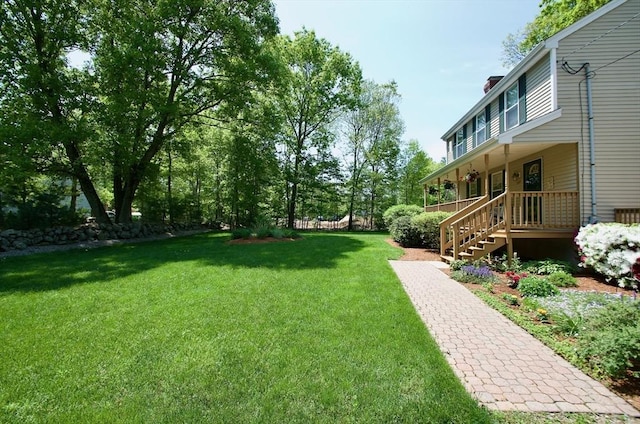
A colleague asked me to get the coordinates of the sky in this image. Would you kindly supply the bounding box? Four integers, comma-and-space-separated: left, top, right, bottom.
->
273, 0, 542, 161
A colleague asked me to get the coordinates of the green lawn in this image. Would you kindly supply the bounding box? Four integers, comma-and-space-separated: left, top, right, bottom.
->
0, 232, 492, 423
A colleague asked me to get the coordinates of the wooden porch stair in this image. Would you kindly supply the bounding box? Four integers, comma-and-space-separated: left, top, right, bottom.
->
440, 229, 506, 263
437, 190, 579, 264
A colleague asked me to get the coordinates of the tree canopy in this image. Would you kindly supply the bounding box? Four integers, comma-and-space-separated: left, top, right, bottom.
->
502, 0, 611, 67
1, 2, 442, 231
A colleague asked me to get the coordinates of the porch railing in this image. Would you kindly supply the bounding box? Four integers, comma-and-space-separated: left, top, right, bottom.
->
615, 208, 640, 224
425, 196, 482, 213
440, 191, 580, 259
510, 191, 579, 229
439, 195, 488, 256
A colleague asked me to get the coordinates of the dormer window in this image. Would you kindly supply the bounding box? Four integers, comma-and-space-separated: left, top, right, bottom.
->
499, 74, 527, 132
505, 82, 519, 130
453, 127, 466, 159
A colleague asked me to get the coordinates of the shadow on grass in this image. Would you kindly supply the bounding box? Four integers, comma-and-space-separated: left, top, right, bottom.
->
0, 232, 369, 294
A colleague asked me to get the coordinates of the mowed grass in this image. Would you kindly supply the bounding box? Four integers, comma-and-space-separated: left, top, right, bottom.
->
0, 232, 491, 423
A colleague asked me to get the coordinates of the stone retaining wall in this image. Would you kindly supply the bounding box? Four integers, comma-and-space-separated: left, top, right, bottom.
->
0, 222, 203, 252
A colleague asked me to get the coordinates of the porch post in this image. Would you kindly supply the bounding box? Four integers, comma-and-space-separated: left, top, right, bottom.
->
437, 177, 441, 211
455, 169, 460, 210
504, 145, 513, 266
484, 154, 490, 196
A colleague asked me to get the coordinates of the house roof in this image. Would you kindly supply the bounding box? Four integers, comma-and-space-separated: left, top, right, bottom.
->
439, 0, 628, 141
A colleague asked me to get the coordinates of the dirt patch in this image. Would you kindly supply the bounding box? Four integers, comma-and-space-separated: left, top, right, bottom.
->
387, 238, 640, 411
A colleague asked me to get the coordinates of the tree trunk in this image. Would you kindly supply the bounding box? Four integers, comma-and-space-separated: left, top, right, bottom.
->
69, 177, 78, 212
167, 147, 173, 224
287, 146, 302, 230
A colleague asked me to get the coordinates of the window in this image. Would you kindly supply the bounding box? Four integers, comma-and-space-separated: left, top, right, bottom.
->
475, 112, 486, 147
505, 82, 519, 130
500, 74, 526, 132
453, 128, 466, 159
491, 171, 504, 199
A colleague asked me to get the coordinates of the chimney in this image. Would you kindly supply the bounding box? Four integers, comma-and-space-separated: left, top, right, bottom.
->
484, 76, 504, 94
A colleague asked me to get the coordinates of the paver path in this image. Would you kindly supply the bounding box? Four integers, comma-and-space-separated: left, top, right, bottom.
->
389, 260, 640, 417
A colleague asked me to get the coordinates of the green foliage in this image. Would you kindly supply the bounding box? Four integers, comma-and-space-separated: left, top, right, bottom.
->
482, 282, 495, 293
489, 252, 522, 272
281, 229, 301, 239
547, 271, 578, 287
231, 228, 252, 240
502, 294, 520, 306
412, 211, 451, 249
552, 311, 585, 337
388, 215, 422, 247
576, 300, 640, 378
502, 0, 612, 67
387, 211, 451, 248
382, 204, 424, 228
522, 259, 575, 275
449, 259, 469, 271
517, 276, 560, 297
398, 140, 440, 206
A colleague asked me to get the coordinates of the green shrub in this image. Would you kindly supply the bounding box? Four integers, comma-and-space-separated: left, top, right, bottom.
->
271, 228, 284, 239
522, 259, 576, 275
547, 271, 577, 287
231, 228, 252, 240
255, 227, 272, 239
489, 252, 522, 272
411, 211, 451, 249
282, 229, 301, 239
502, 293, 520, 306
382, 204, 424, 228
552, 311, 584, 337
517, 276, 560, 298
449, 259, 469, 271
389, 215, 422, 247
576, 299, 640, 378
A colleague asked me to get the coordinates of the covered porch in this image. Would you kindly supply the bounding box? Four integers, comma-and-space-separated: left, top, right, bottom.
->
421, 141, 581, 262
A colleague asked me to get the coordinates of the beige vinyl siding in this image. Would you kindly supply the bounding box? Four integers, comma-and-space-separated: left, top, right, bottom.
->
525, 54, 552, 121
558, 0, 640, 223
465, 122, 473, 153
488, 101, 499, 141
514, 0, 640, 223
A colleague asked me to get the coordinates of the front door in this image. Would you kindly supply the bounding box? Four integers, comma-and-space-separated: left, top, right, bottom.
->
523, 159, 542, 224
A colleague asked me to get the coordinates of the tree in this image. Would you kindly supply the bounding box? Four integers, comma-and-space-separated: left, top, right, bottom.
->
502, 0, 611, 67
92, 0, 279, 222
342, 80, 404, 230
1, 0, 279, 224
0, 0, 110, 222
398, 140, 438, 206
360, 83, 404, 230
273, 30, 362, 229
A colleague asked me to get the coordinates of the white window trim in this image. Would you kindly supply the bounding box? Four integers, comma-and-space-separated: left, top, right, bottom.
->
475, 112, 486, 147
504, 82, 519, 130
453, 129, 465, 159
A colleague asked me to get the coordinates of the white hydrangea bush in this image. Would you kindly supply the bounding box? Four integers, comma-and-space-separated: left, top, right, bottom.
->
575, 223, 640, 289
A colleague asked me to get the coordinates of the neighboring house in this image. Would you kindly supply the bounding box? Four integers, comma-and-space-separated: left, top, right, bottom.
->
420, 0, 640, 263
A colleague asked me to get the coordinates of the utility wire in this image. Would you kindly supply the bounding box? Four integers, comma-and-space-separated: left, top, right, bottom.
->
592, 48, 640, 72
560, 11, 640, 63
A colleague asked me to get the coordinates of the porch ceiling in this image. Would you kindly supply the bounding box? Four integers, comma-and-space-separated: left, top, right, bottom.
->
423, 142, 565, 184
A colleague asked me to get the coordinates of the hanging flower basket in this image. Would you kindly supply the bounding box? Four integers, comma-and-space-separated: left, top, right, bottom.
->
428, 186, 438, 195
443, 180, 455, 190
463, 170, 480, 183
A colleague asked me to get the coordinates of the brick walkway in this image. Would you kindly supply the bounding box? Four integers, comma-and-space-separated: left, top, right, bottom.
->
389, 260, 640, 417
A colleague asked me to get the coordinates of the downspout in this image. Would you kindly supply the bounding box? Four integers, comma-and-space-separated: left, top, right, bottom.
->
585, 64, 598, 223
